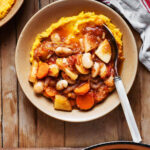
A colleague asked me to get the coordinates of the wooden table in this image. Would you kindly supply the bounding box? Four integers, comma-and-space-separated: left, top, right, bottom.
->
0, 0, 150, 148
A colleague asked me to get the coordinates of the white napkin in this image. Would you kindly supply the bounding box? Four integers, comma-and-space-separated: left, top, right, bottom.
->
101, 0, 150, 71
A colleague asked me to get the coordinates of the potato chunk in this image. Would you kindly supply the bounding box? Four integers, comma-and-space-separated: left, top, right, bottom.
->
83, 34, 98, 52
56, 58, 78, 80
48, 64, 59, 77
56, 58, 67, 69
64, 68, 78, 80
54, 95, 72, 111
95, 39, 111, 63
29, 60, 38, 83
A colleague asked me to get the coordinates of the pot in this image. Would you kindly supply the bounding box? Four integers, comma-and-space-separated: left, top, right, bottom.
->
85, 141, 150, 150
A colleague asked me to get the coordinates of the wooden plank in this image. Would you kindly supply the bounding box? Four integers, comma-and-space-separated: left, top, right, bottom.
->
0, 0, 148, 148
65, 108, 119, 147
0, 29, 2, 147
116, 70, 141, 141
15, 0, 39, 147
0, 19, 18, 147
116, 106, 131, 140
141, 63, 150, 144
116, 30, 142, 141
36, 0, 64, 147
36, 110, 65, 147
127, 31, 142, 138
2, 148, 82, 150
18, 89, 37, 147
40, 0, 49, 8
49, 0, 56, 3
131, 30, 150, 144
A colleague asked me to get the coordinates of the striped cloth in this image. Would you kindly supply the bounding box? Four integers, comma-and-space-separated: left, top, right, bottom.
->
100, 0, 150, 71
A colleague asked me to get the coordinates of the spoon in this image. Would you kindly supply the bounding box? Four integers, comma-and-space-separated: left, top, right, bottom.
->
103, 25, 142, 143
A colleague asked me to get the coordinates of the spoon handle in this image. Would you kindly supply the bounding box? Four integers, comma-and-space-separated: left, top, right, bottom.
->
114, 76, 142, 143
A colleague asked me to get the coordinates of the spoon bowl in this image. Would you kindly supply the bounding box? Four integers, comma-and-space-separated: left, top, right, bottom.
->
103, 25, 119, 76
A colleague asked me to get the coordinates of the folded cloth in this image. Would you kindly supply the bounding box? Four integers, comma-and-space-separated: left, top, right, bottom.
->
100, 0, 150, 71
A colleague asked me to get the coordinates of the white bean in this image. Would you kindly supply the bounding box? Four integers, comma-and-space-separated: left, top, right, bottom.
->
99, 63, 107, 79
51, 33, 61, 42
92, 62, 100, 78
55, 47, 73, 56
56, 80, 68, 90
82, 53, 93, 69
33, 81, 44, 94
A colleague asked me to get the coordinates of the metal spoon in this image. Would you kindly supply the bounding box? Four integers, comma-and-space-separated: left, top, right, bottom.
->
103, 25, 142, 143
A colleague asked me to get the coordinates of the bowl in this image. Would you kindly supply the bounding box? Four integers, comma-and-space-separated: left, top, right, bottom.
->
0, 0, 24, 27
15, 0, 138, 122
85, 141, 150, 150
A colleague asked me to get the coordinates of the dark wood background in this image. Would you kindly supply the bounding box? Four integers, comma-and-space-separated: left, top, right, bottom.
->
0, 0, 150, 148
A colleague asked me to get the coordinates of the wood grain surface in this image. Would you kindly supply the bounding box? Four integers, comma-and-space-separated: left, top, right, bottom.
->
0, 0, 149, 148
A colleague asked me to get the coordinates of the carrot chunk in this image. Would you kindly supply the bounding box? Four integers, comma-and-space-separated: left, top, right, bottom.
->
76, 92, 94, 110
74, 82, 90, 95
44, 87, 57, 98
37, 63, 49, 79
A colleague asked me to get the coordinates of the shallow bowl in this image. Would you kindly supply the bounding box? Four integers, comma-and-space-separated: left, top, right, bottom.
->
0, 0, 24, 27
15, 0, 138, 122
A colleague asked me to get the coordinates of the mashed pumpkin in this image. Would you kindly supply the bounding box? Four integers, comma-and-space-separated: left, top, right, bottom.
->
30, 12, 123, 62
0, 0, 15, 20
